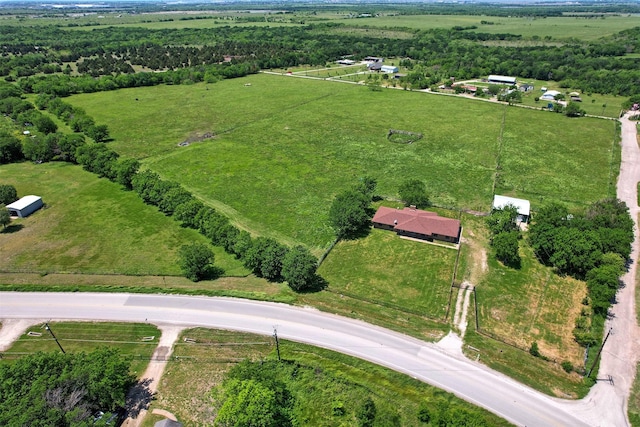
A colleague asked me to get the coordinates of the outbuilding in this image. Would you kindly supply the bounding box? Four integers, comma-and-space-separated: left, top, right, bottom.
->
488, 75, 517, 85
381, 65, 399, 73
6, 195, 43, 218
540, 90, 561, 101
492, 195, 530, 223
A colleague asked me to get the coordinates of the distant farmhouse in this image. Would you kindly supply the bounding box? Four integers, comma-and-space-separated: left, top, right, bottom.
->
488, 75, 517, 85
336, 59, 356, 66
367, 62, 382, 71
372, 206, 461, 244
6, 195, 43, 218
492, 195, 531, 224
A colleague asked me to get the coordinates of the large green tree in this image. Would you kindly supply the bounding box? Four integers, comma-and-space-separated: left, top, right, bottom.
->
178, 242, 215, 282
0, 184, 18, 205
328, 190, 371, 239
281, 245, 319, 291
398, 179, 430, 208
0, 348, 134, 427
0, 205, 10, 229
215, 379, 280, 427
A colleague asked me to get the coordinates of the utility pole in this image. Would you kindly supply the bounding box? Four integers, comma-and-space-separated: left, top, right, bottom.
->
587, 328, 612, 378
273, 328, 281, 362
45, 322, 65, 354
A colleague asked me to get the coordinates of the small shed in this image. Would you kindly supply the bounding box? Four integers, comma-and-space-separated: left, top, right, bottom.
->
6, 195, 43, 218
492, 195, 530, 223
381, 65, 399, 73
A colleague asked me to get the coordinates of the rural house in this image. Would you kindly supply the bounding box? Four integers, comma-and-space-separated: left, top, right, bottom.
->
372, 206, 461, 243
5, 195, 43, 218
492, 195, 531, 223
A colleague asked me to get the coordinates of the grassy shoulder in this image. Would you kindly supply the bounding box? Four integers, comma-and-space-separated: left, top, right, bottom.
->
142, 328, 512, 427
1, 321, 160, 375
0, 162, 248, 277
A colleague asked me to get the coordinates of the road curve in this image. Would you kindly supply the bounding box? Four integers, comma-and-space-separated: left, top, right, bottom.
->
1, 292, 589, 427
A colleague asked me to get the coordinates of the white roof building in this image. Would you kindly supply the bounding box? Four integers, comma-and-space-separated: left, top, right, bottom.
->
488, 75, 517, 85
492, 195, 531, 222
540, 90, 561, 101
6, 195, 43, 218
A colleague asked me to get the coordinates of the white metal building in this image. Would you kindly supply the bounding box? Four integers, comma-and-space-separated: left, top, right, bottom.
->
381, 65, 399, 73
6, 195, 43, 218
492, 195, 531, 223
488, 75, 517, 85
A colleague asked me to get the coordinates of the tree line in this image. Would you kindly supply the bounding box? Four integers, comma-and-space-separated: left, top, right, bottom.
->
2, 17, 640, 98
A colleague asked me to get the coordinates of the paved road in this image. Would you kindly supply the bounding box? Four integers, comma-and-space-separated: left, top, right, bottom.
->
1, 292, 589, 427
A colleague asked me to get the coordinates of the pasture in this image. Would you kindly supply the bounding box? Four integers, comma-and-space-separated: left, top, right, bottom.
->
142, 328, 510, 427
0, 162, 248, 276
350, 14, 640, 41
1, 321, 160, 375
69, 73, 617, 250
6, 10, 639, 43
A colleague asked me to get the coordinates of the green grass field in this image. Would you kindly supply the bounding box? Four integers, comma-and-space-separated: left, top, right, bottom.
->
1, 322, 160, 375
142, 328, 511, 427
0, 162, 248, 276
7, 11, 638, 42
347, 14, 640, 41
476, 243, 587, 364
69, 73, 616, 250
318, 227, 457, 319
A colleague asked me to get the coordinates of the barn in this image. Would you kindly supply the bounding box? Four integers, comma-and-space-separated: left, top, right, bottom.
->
488, 75, 517, 85
381, 65, 399, 73
6, 195, 43, 218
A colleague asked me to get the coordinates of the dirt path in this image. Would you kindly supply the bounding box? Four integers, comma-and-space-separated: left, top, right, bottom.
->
0, 318, 44, 351
569, 113, 640, 426
121, 324, 184, 427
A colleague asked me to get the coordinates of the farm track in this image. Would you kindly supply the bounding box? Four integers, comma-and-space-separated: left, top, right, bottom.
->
576, 112, 640, 426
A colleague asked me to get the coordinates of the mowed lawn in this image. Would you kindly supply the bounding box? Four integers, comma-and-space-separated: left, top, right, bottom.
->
318, 228, 457, 319
2, 322, 160, 375
69, 74, 615, 249
0, 162, 248, 276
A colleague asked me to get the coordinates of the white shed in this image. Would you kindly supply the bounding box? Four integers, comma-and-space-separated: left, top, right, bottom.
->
540, 90, 561, 101
6, 195, 43, 218
488, 75, 517, 85
381, 65, 399, 73
492, 195, 531, 223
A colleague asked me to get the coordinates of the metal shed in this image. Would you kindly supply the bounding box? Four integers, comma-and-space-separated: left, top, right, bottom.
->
492, 195, 530, 223
6, 195, 43, 218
